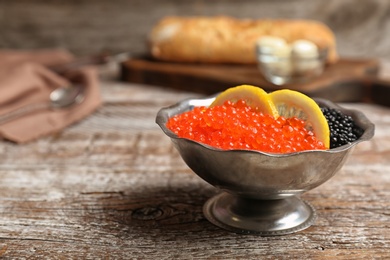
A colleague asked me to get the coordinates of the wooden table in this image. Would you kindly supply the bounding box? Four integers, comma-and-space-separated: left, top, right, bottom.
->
0, 67, 389, 259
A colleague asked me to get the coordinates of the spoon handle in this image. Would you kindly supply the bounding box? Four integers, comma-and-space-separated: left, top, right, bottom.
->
0, 103, 50, 125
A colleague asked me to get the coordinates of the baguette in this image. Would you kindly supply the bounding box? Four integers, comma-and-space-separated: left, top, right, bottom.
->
149, 16, 338, 64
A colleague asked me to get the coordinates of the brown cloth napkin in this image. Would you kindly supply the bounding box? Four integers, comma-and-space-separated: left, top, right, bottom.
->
0, 49, 102, 143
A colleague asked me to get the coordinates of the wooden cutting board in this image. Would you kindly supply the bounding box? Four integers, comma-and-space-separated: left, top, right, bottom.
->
121, 56, 390, 106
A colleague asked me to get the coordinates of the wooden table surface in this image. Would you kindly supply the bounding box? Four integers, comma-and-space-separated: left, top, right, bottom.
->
0, 66, 389, 259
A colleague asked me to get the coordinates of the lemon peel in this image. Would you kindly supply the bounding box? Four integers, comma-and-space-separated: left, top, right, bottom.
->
210, 85, 279, 117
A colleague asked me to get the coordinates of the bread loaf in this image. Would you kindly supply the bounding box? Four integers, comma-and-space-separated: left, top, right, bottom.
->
149, 16, 338, 64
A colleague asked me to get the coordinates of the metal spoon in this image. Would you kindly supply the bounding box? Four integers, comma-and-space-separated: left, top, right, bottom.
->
49, 85, 84, 108
0, 85, 84, 125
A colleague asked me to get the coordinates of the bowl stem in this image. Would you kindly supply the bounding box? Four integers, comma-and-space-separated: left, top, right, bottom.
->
203, 192, 317, 235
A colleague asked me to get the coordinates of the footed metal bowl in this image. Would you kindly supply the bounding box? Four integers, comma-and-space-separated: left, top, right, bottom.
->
156, 95, 375, 235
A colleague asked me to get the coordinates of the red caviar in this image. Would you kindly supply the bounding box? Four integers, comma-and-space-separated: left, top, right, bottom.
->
166, 100, 326, 153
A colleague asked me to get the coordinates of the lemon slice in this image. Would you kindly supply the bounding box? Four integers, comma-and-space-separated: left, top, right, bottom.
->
269, 89, 330, 148
210, 85, 279, 117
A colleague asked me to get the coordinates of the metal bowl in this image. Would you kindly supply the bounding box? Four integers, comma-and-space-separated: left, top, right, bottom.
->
156, 95, 375, 235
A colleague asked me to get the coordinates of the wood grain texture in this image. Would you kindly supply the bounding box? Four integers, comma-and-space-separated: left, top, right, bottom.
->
0, 71, 389, 259
0, 0, 390, 61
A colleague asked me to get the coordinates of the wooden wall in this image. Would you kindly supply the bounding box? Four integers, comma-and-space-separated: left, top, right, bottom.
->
0, 0, 389, 59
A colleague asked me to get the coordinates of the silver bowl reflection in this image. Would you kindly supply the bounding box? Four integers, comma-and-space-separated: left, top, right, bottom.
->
156, 95, 375, 235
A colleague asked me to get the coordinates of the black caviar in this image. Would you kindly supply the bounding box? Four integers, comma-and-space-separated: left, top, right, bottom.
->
320, 107, 364, 149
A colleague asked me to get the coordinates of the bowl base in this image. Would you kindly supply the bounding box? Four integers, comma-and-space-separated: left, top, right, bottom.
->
203, 192, 316, 236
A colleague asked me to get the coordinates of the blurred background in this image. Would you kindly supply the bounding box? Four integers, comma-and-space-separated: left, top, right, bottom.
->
0, 0, 389, 60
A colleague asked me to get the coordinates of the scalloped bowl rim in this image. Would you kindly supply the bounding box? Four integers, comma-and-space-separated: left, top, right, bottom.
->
156, 95, 375, 157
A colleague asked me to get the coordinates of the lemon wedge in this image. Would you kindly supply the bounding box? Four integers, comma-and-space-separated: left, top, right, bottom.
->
210, 85, 279, 117
269, 89, 330, 148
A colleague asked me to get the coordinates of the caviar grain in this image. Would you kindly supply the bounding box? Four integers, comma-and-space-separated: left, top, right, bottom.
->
167, 100, 326, 153
320, 107, 364, 148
